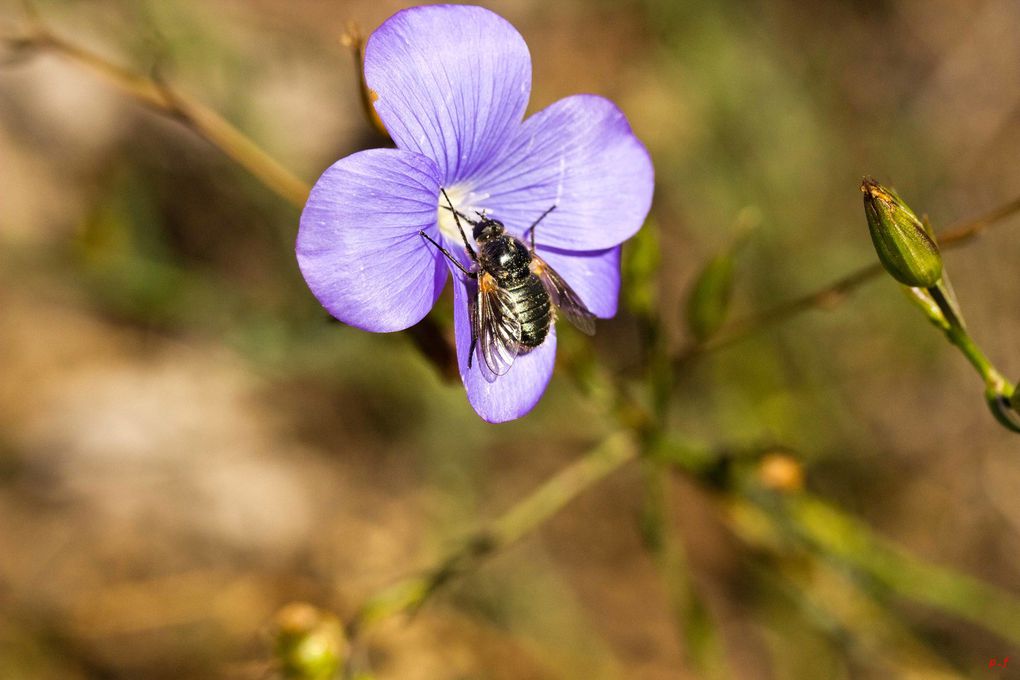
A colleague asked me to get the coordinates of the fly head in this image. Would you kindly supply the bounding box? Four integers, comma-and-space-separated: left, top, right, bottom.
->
473, 218, 505, 243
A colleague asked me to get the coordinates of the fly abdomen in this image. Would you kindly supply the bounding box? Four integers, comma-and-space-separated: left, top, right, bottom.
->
506, 275, 552, 349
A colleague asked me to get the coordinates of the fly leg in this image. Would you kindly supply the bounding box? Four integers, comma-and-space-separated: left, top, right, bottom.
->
432, 189, 485, 370
418, 231, 477, 278
523, 204, 557, 253
419, 229, 482, 370
440, 188, 478, 260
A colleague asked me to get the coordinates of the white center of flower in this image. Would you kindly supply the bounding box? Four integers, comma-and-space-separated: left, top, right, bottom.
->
436, 184, 491, 249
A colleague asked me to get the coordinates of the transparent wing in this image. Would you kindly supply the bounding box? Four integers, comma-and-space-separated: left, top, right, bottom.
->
530, 256, 597, 336
472, 273, 522, 381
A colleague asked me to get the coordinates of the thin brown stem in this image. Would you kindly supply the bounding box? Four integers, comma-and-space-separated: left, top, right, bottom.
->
4, 24, 310, 207
938, 194, 1020, 246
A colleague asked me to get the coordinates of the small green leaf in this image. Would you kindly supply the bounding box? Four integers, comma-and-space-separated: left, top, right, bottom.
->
683, 216, 756, 343
622, 219, 661, 320
685, 253, 736, 343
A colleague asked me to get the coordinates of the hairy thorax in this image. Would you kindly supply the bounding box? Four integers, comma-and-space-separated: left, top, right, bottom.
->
478, 236, 531, 281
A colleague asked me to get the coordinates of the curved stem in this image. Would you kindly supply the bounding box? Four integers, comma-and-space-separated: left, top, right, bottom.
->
927, 283, 1019, 433
4, 25, 310, 208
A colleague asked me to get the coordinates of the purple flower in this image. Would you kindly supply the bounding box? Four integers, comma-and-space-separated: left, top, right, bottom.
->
297, 5, 653, 423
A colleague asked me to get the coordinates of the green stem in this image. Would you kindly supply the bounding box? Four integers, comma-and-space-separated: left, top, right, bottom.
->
943, 323, 1002, 390
927, 283, 997, 387
348, 432, 638, 637
927, 283, 1019, 432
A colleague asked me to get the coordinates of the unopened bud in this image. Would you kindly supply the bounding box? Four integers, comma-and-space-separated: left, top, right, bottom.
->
274, 602, 346, 680
757, 452, 804, 493
862, 178, 942, 288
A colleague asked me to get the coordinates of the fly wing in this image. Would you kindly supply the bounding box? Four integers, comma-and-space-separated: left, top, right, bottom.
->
530, 256, 596, 336
473, 272, 522, 381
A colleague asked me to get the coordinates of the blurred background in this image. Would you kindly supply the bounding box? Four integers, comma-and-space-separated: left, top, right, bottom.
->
1, 0, 1019, 678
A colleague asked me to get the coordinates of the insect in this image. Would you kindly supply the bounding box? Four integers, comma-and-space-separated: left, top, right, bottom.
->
419, 189, 596, 381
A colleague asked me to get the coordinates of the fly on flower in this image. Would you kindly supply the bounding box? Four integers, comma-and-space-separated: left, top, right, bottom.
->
420, 190, 596, 382
297, 5, 654, 422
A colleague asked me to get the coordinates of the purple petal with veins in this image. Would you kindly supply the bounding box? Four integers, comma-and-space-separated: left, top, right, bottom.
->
297, 5, 654, 421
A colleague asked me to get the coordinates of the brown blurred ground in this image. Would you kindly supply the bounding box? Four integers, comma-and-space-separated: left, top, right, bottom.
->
1, 1, 1019, 679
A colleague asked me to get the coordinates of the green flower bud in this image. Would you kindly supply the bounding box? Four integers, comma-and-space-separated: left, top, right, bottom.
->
274, 603, 347, 680
862, 178, 943, 288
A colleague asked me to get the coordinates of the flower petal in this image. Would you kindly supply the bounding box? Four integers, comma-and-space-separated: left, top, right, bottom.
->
365, 5, 532, 185
297, 149, 447, 332
453, 275, 556, 423
536, 245, 621, 318
474, 95, 654, 251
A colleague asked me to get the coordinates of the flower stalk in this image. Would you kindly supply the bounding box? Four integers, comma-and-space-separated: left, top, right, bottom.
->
934, 310, 1020, 433
862, 179, 1020, 433
920, 265, 1018, 433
